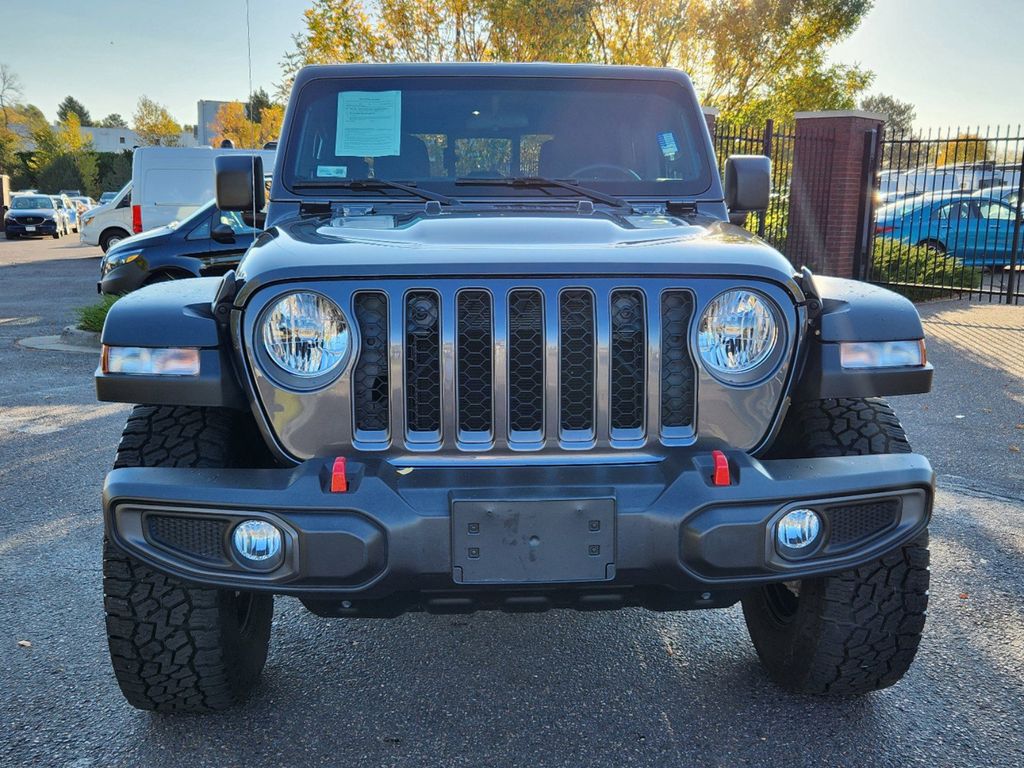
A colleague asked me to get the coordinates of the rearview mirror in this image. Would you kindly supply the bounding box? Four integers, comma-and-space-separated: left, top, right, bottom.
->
211, 222, 236, 244
215, 154, 265, 212
724, 155, 771, 213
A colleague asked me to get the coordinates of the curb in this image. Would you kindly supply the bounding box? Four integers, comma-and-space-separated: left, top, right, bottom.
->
59, 325, 101, 349
17, 326, 101, 355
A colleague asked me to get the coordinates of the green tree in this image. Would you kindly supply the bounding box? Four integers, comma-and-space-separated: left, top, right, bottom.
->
99, 150, 132, 192
98, 113, 128, 128
278, 0, 873, 121
246, 88, 274, 123
57, 95, 92, 126
132, 96, 182, 146
861, 93, 916, 133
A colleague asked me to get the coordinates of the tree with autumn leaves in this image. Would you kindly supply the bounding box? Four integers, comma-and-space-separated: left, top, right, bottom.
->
210, 90, 284, 149
279, 0, 875, 123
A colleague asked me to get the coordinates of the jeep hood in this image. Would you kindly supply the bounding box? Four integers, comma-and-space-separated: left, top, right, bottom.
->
235, 210, 800, 302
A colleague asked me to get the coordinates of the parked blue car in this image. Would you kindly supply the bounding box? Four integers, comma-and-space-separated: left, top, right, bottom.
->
876, 192, 1023, 267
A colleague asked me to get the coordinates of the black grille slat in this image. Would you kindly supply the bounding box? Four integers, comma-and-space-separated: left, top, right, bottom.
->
353, 292, 389, 433
457, 291, 493, 434
508, 290, 545, 433
147, 515, 227, 563
610, 290, 645, 431
405, 291, 442, 433
559, 290, 596, 433
661, 291, 696, 429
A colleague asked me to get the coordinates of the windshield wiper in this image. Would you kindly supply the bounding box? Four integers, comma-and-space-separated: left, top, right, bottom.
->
292, 178, 459, 207
454, 176, 633, 210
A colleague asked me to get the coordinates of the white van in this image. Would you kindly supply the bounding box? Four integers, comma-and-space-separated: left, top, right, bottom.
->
80, 180, 133, 252
130, 147, 276, 235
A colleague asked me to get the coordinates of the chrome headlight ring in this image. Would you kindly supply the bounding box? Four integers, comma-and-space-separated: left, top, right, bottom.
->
696, 288, 784, 385
256, 290, 353, 390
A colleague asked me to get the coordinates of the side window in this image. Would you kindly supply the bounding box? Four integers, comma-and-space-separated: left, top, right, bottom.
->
978, 201, 1014, 221
936, 202, 970, 221
218, 210, 259, 235
117, 193, 130, 209
186, 214, 212, 241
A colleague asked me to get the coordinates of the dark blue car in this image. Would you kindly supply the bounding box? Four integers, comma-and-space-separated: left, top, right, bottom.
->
98, 198, 261, 294
876, 192, 1023, 267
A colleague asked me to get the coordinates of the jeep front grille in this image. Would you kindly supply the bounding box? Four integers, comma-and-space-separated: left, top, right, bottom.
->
345, 281, 696, 454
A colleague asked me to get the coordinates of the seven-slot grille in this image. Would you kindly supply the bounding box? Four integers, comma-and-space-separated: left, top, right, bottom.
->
347, 284, 697, 451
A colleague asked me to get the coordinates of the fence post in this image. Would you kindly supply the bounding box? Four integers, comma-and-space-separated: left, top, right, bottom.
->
757, 119, 774, 239
788, 110, 886, 278
702, 107, 719, 138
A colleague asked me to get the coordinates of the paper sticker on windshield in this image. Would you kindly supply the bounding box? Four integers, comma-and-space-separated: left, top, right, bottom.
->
336, 90, 401, 157
316, 165, 348, 178
657, 131, 679, 159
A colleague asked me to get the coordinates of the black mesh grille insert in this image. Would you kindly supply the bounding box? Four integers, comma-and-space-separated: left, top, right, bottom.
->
457, 290, 493, 434
353, 292, 389, 433
508, 290, 544, 433
824, 499, 901, 551
147, 515, 227, 563
610, 290, 646, 431
559, 290, 595, 432
661, 291, 696, 428
405, 291, 442, 433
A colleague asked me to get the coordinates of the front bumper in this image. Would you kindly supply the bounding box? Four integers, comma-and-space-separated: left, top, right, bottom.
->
5, 219, 58, 237
97, 261, 148, 295
104, 451, 933, 613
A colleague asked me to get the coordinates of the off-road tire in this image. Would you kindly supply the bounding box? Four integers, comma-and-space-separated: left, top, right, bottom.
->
103, 405, 274, 713
743, 398, 929, 695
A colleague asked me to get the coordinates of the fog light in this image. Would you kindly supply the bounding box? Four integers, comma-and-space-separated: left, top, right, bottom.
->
232, 520, 282, 562
776, 509, 821, 551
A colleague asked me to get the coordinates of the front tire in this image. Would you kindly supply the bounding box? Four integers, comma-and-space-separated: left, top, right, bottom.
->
103, 405, 274, 713
743, 398, 930, 695
100, 228, 129, 253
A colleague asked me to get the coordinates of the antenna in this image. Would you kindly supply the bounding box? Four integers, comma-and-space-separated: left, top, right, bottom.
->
245, 0, 258, 233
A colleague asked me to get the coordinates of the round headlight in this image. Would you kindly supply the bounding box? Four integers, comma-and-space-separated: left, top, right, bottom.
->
261, 292, 350, 378
698, 290, 779, 378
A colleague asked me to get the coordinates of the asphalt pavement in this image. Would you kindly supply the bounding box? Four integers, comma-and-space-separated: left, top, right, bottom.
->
0, 236, 1022, 768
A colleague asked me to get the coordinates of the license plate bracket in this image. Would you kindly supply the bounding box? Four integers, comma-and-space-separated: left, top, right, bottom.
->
451, 498, 615, 584
25, 226, 36, 232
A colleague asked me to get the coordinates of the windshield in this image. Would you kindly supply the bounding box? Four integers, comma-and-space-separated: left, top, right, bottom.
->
12, 196, 54, 210
283, 76, 712, 199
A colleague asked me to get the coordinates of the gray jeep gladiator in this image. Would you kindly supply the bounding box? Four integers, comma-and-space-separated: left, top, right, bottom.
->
97, 63, 934, 713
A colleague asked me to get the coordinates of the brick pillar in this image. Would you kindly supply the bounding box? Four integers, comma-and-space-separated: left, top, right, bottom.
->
702, 106, 719, 137
788, 110, 884, 278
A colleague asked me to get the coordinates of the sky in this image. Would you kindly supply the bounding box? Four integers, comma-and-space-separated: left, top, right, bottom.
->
2, 0, 1023, 131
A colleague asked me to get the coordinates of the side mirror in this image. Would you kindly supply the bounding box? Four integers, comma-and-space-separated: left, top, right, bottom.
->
724, 155, 771, 213
215, 154, 265, 212
211, 222, 236, 244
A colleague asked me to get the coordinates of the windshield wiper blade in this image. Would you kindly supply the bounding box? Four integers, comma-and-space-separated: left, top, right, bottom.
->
454, 176, 633, 210
292, 178, 458, 206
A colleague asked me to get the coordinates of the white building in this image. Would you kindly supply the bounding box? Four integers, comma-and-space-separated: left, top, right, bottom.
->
196, 100, 231, 146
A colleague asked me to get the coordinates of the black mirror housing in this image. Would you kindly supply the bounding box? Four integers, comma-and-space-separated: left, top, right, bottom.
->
724, 155, 771, 213
215, 154, 265, 212
210, 222, 236, 244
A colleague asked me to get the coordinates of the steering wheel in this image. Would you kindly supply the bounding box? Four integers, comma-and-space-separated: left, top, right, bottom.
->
568, 163, 642, 181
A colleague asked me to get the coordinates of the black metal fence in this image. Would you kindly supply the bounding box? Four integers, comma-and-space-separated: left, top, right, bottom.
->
712, 119, 835, 273
868, 126, 1023, 304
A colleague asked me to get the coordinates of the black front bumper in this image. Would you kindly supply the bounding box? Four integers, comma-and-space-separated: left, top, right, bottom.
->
103, 451, 933, 614
5, 219, 58, 237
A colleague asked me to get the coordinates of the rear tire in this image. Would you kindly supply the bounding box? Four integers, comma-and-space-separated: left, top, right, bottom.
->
743, 398, 929, 695
100, 228, 129, 253
103, 405, 274, 713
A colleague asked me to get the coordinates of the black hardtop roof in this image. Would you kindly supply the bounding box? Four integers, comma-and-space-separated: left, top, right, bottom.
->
293, 62, 696, 88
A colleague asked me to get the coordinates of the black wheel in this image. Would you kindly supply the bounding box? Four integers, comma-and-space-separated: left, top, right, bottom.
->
100, 228, 129, 253
743, 398, 929, 695
918, 239, 946, 255
103, 405, 274, 713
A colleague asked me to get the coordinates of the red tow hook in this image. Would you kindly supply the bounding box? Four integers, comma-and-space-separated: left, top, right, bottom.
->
711, 450, 731, 487
330, 457, 348, 493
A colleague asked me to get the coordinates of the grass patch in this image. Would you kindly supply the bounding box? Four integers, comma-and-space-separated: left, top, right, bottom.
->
75, 294, 119, 333
870, 237, 983, 302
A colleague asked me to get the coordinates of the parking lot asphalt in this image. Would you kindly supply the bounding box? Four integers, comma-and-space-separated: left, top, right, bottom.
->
1, 236, 1022, 768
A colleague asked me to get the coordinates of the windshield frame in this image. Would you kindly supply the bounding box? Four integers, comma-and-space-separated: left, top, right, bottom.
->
277, 70, 717, 204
